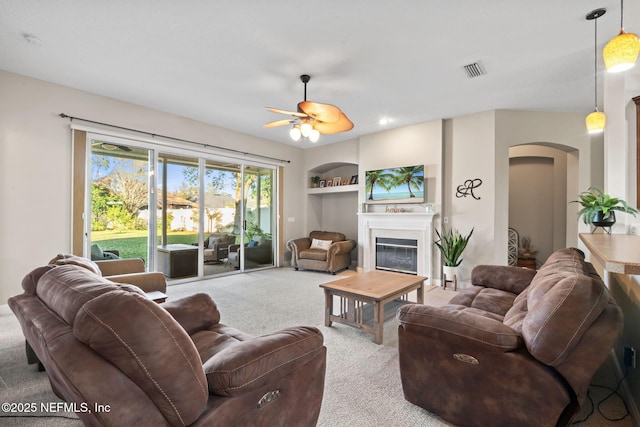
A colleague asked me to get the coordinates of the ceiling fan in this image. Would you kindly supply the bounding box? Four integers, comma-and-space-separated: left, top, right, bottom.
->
265, 74, 354, 142
91, 140, 132, 152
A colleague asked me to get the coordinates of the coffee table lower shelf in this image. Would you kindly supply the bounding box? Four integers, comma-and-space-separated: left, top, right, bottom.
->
320, 271, 426, 344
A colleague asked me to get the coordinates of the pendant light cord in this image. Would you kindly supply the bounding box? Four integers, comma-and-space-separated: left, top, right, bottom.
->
620, 0, 624, 30
594, 15, 598, 110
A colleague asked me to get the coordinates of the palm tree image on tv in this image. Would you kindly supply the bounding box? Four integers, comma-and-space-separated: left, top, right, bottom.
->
365, 165, 424, 204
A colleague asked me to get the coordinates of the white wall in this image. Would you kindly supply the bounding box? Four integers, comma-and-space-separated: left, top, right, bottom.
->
444, 110, 497, 280
442, 110, 593, 283
0, 70, 304, 303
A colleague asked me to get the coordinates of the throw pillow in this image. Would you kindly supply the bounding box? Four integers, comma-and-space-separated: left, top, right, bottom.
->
248, 240, 258, 247
310, 238, 332, 250
208, 235, 222, 249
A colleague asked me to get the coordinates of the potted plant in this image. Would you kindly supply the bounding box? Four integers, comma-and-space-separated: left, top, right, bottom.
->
310, 176, 321, 188
434, 226, 473, 282
518, 236, 537, 260
570, 187, 638, 229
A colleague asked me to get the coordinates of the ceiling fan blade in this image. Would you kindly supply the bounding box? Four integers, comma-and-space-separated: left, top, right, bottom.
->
264, 119, 295, 128
313, 111, 354, 134
298, 101, 342, 123
265, 107, 308, 118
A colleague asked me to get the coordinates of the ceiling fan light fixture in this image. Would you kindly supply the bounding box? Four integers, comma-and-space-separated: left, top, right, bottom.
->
289, 126, 302, 141
586, 110, 606, 133
300, 122, 313, 137
101, 143, 118, 151
309, 129, 320, 143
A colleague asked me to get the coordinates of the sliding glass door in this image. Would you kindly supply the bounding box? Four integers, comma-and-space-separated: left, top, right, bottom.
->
242, 166, 274, 271
88, 137, 151, 263
85, 133, 277, 280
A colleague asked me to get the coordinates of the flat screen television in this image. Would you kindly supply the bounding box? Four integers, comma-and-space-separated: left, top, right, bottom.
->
365, 164, 424, 204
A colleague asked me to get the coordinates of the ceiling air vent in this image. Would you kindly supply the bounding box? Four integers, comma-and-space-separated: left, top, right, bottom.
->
463, 62, 486, 79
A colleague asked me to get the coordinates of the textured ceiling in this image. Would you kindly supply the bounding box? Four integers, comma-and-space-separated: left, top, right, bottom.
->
1, 0, 639, 147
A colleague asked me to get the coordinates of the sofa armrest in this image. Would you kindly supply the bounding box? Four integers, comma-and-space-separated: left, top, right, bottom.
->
329, 239, 356, 255
397, 304, 522, 352
203, 326, 324, 397
471, 265, 536, 295
162, 293, 221, 335
95, 258, 145, 276
107, 272, 167, 293
286, 237, 311, 252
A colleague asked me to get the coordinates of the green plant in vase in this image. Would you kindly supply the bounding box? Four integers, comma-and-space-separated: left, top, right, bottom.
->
434, 226, 474, 267
570, 187, 637, 229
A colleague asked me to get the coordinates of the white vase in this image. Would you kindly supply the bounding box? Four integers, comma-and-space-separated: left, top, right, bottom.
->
442, 265, 459, 282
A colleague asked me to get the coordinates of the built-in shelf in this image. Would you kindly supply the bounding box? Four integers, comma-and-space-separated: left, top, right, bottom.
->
579, 233, 640, 275
307, 184, 358, 195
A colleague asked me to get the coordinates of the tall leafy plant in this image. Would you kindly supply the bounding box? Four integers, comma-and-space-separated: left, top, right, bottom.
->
434, 226, 474, 267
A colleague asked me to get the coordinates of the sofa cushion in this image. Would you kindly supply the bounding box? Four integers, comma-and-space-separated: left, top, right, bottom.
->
522, 256, 610, 366
74, 290, 208, 426
36, 265, 131, 325
203, 326, 324, 397
449, 286, 517, 318
48, 254, 102, 276
299, 248, 328, 261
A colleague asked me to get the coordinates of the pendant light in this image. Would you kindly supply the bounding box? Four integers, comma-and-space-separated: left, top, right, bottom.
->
586, 9, 607, 134
603, 0, 640, 72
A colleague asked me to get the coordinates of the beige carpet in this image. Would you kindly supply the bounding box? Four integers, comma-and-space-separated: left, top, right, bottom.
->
0, 268, 633, 426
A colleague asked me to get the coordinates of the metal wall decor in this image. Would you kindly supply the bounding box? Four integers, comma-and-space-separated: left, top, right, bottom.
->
456, 178, 483, 200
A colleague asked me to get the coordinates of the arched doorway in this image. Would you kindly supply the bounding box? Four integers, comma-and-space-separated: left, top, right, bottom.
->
508, 144, 581, 265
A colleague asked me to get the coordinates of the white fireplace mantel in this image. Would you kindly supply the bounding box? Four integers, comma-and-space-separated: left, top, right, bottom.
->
358, 212, 436, 283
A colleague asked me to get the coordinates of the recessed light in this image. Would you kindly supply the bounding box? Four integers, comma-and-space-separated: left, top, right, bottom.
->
23, 34, 43, 46
379, 117, 392, 126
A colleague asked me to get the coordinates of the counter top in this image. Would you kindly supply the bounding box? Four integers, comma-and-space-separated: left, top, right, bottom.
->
579, 233, 640, 275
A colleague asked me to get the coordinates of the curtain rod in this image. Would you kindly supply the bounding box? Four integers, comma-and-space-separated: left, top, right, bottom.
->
59, 113, 291, 164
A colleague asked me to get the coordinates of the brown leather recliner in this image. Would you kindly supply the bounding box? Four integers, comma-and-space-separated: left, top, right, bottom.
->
397, 248, 623, 427
8, 260, 326, 426
287, 230, 356, 274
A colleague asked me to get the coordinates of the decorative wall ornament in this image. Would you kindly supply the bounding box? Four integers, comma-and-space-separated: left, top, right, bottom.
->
456, 178, 483, 200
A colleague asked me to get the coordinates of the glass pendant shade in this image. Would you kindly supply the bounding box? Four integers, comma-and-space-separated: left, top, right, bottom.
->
586, 111, 607, 133
309, 129, 320, 142
289, 126, 301, 141
300, 122, 313, 137
603, 31, 640, 72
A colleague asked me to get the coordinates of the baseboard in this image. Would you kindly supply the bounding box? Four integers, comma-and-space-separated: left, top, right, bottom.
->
609, 348, 640, 426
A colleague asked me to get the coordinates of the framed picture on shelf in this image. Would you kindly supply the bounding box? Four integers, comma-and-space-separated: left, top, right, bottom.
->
319, 179, 326, 188
326, 179, 333, 187
350, 175, 358, 184
342, 179, 349, 185
333, 177, 341, 186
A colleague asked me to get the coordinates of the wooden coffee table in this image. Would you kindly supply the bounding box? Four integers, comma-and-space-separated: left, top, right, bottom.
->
320, 270, 426, 344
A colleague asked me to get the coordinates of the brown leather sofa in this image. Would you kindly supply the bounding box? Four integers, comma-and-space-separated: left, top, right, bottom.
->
397, 247, 623, 427
8, 258, 326, 426
287, 231, 356, 274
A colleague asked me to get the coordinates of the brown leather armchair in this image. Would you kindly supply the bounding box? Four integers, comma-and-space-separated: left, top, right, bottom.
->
397, 248, 623, 427
9, 261, 326, 426
287, 230, 356, 274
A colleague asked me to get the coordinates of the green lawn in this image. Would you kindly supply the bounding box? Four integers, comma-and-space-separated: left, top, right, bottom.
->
92, 230, 199, 260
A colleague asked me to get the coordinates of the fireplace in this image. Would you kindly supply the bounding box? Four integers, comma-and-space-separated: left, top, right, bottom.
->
376, 237, 418, 275
358, 212, 436, 284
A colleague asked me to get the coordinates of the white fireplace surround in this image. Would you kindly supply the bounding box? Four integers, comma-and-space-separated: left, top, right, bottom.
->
358, 212, 436, 284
